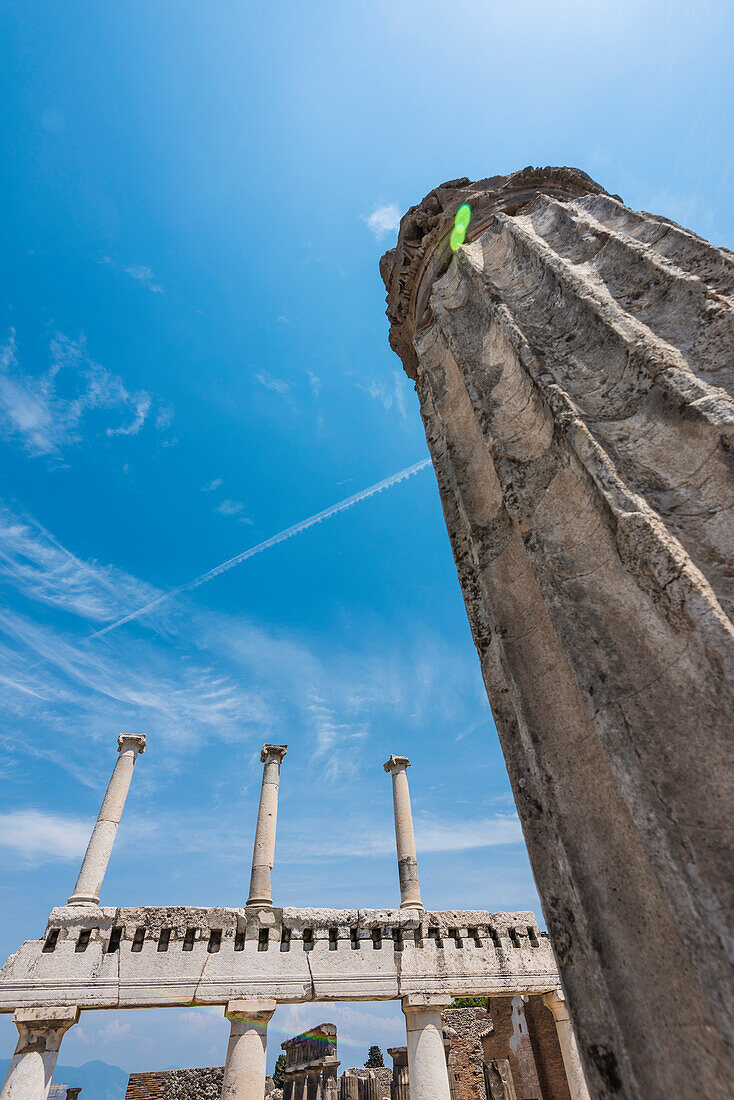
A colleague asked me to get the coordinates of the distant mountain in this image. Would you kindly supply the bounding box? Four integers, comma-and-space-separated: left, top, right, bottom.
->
0, 1058, 128, 1100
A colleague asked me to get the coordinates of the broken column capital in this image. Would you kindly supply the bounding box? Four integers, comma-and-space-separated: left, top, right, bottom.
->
117, 733, 146, 755
402, 994, 453, 1011
12, 1006, 80, 1052
543, 989, 570, 1022
260, 744, 287, 764
225, 999, 277, 1024
383, 755, 411, 773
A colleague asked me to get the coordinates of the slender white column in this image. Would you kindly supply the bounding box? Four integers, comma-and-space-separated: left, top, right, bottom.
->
67, 733, 146, 906
0, 1007, 79, 1100
220, 999, 276, 1100
247, 744, 287, 907
542, 991, 591, 1100
402, 995, 452, 1100
384, 755, 423, 909
68, 734, 145, 906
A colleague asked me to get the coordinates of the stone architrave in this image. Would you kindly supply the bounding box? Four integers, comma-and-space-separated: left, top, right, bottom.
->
381, 167, 734, 1099
402, 995, 453, 1100
68, 734, 145, 906
247, 745, 287, 908
0, 1007, 79, 1100
383, 756, 422, 909
220, 999, 276, 1100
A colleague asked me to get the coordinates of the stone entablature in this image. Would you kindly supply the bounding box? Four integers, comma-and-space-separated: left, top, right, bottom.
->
0, 907, 557, 1011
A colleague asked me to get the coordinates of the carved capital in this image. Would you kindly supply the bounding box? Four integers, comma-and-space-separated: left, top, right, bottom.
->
117, 733, 146, 754
260, 744, 287, 764
384, 754, 411, 774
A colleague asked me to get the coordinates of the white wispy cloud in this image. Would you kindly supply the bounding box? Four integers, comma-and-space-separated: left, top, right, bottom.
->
215, 499, 244, 516
202, 478, 224, 492
255, 372, 292, 396
361, 203, 401, 239
0, 809, 92, 864
355, 372, 409, 418
100, 257, 164, 294
0, 503, 159, 622
0, 330, 169, 456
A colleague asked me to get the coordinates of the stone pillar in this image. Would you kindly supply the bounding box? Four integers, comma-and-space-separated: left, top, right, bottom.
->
67, 734, 145, 906
382, 168, 734, 1099
363, 1076, 380, 1100
402, 995, 452, 1100
247, 745, 287, 907
543, 992, 591, 1100
387, 1049, 409, 1100
339, 1076, 359, 1100
220, 999, 276, 1100
0, 1007, 79, 1100
383, 755, 422, 910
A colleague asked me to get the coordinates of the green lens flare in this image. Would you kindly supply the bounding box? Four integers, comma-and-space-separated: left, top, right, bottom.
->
450, 204, 471, 251
455, 204, 471, 230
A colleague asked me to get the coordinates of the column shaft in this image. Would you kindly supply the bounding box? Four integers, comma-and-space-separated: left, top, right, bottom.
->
0, 1008, 79, 1100
384, 756, 422, 909
220, 999, 276, 1100
402, 996, 452, 1100
68, 734, 145, 906
247, 745, 287, 908
542, 993, 591, 1100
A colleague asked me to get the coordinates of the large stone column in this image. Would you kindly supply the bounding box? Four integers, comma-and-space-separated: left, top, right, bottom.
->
543, 991, 591, 1100
247, 744, 287, 907
383, 755, 422, 909
402, 995, 452, 1100
68, 734, 145, 906
220, 999, 276, 1100
0, 1007, 79, 1100
382, 168, 734, 1098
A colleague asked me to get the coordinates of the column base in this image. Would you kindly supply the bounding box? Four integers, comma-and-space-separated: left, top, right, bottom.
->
66, 895, 100, 906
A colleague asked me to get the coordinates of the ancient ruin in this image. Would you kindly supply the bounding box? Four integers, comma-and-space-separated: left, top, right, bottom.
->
381, 166, 734, 1099
124, 1006, 581, 1100
0, 738, 587, 1100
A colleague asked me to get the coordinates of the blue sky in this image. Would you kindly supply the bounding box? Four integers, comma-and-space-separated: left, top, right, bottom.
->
1, 0, 732, 1082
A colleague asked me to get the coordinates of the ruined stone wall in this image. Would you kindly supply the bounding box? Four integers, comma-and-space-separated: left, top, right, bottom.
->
125, 1068, 276, 1100
381, 167, 734, 1100
442, 1008, 490, 1100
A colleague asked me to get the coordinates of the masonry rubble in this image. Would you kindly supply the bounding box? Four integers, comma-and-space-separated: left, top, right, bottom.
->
381, 165, 734, 1099
0, 741, 586, 1100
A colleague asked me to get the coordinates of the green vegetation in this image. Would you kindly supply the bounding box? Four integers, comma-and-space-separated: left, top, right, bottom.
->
364, 1046, 384, 1068
273, 1054, 286, 1088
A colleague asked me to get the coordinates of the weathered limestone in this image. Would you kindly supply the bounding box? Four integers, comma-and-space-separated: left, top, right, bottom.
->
0, 1007, 79, 1100
247, 746, 287, 908
220, 999, 276, 1100
282, 1023, 339, 1100
542, 992, 590, 1100
0, 908, 558, 1010
402, 995, 452, 1100
386, 1050, 408, 1100
383, 756, 422, 910
68, 734, 145, 907
381, 167, 734, 1099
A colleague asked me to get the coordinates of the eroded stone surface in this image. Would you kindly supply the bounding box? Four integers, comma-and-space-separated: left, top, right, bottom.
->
0, 908, 558, 1011
381, 167, 734, 1100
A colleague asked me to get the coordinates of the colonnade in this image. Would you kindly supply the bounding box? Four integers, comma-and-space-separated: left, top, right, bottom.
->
0, 737, 590, 1100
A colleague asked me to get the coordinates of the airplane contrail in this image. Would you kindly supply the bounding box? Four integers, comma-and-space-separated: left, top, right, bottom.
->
88, 458, 432, 640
